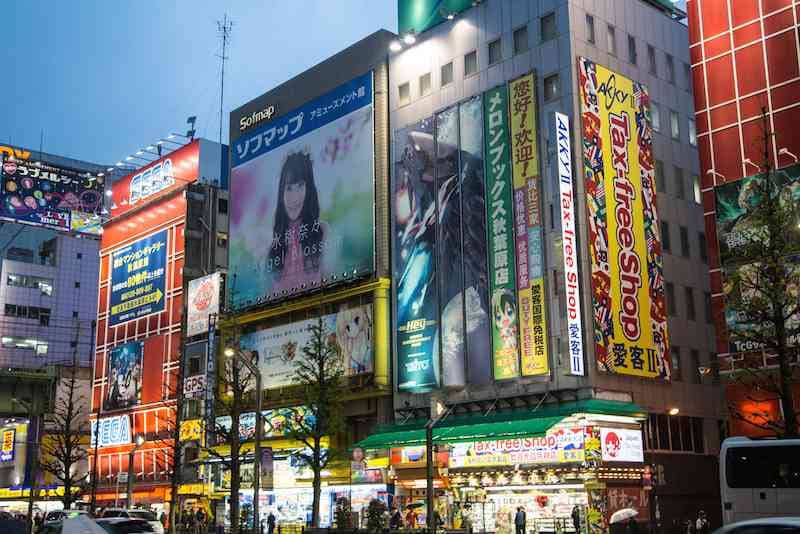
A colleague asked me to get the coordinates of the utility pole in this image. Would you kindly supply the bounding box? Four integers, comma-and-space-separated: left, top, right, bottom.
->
217, 14, 233, 146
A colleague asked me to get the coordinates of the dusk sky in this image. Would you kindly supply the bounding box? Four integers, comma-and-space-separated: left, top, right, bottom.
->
2, 1, 396, 165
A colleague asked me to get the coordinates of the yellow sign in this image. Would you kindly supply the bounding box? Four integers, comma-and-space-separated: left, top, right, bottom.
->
509, 73, 549, 376
578, 58, 670, 379
178, 483, 208, 495
179, 419, 204, 443
0, 146, 30, 161
1, 430, 14, 453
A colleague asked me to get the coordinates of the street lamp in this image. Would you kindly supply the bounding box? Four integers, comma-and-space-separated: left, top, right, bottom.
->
426, 396, 449, 531
127, 434, 145, 508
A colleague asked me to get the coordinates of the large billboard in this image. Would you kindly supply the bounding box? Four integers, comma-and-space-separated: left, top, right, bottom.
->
109, 229, 168, 326
578, 57, 670, 379
1, 156, 104, 234
104, 341, 143, 411
186, 272, 222, 337
239, 303, 373, 389
229, 72, 375, 308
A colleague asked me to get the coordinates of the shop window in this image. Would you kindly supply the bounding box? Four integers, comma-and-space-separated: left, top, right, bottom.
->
648, 44, 657, 75
441, 61, 454, 86
680, 225, 690, 257
419, 72, 432, 96
398, 82, 410, 106
685, 286, 696, 321
488, 39, 502, 65
513, 25, 528, 55
464, 50, 478, 77
543, 73, 560, 101
628, 35, 637, 64
541, 12, 556, 42
607, 25, 617, 55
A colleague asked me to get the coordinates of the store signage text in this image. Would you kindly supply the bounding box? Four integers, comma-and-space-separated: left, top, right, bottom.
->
91, 415, 132, 448
0, 429, 15, 462
600, 428, 644, 462
449, 428, 585, 468
183, 374, 206, 399
239, 104, 276, 131
128, 159, 175, 206
0, 146, 30, 161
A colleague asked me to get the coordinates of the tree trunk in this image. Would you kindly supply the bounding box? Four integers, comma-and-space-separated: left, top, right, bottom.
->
231, 439, 241, 534
775, 313, 798, 436
312, 464, 322, 528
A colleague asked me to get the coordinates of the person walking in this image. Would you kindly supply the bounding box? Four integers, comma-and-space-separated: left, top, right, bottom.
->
462, 505, 473, 534
267, 511, 276, 534
515, 507, 527, 534
695, 510, 709, 534
571, 505, 581, 534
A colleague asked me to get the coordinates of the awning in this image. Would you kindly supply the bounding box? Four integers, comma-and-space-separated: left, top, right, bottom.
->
354, 399, 645, 450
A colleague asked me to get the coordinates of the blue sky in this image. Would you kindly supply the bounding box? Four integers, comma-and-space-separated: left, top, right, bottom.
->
2, 1, 396, 165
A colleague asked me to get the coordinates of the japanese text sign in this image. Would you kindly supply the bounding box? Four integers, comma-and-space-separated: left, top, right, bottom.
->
109, 229, 168, 326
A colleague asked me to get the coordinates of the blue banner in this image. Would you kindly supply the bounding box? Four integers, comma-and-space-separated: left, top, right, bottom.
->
232, 71, 373, 167
109, 230, 168, 326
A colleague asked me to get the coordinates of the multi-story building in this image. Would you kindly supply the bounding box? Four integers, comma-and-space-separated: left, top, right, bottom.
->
687, 0, 800, 436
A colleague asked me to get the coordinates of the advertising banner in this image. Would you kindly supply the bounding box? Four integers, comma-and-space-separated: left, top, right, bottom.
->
239, 303, 373, 389
1, 156, 104, 234
600, 428, 644, 462
179, 419, 204, 443
104, 341, 143, 411
484, 84, 521, 380
183, 374, 206, 399
509, 73, 549, 376
186, 272, 221, 337
0, 429, 14, 462
395, 117, 440, 391
448, 427, 585, 468
109, 229, 168, 326
91, 415, 132, 447
578, 57, 670, 379
555, 112, 585, 376
215, 406, 316, 444
230, 72, 375, 308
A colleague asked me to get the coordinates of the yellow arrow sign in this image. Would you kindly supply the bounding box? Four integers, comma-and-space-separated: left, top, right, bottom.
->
111, 288, 164, 315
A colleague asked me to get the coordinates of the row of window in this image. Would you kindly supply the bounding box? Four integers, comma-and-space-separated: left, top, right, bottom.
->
585, 13, 692, 92
652, 103, 697, 146
655, 161, 702, 203
7, 273, 54, 296
664, 281, 712, 323
660, 221, 707, 263
0, 335, 48, 355
4, 304, 52, 326
644, 413, 705, 453
669, 345, 718, 383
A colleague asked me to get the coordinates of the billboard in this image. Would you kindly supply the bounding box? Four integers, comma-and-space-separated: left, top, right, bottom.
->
229, 72, 375, 308
509, 74, 549, 377
555, 112, 585, 376
239, 303, 373, 389
0, 429, 14, 462
215, 406, 316, 443
578, 57, 670, 379
186, 272, 221, 337
600, 428, 644, 462
91, 415, 132, 447
109, 229, 168, 326
1, 156, 104, 234
104, 341, 143, 411
448, 427, 586, 468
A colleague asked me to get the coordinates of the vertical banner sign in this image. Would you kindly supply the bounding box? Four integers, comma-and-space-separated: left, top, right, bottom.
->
483, 85, 521, 379
509, 74, 550, 376
186, 272, 221, 337
577, 57, 670, 379
555, 113, 585, 376
109, 229, 168, 326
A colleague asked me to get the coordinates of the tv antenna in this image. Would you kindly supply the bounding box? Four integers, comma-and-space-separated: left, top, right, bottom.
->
216, 14, 234, 146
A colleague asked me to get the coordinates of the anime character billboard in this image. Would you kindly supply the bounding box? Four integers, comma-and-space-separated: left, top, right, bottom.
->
104, 341, 144, 411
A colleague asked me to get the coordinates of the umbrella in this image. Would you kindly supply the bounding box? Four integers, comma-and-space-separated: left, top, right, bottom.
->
406, 502, 426, 510
610, 508, 638, 524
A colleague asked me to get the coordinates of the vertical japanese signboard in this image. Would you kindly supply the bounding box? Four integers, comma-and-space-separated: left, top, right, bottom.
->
509, 74, 549, 376
0, 429, 14, 462
109, 229, 168, 326
555, 112, 585, 376
578, 58, 670, 379
187, 272, 221, 337
484, 85, 521, 380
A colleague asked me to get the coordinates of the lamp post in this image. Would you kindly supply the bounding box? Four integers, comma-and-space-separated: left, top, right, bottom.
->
127, 434, 145, 508
426, 397, 448, 533
12, 397, 37, 534
225, 347, 263, 534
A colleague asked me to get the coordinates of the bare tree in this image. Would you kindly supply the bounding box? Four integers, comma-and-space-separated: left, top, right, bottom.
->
152, 365, 183, 533
722, 108, 800, 436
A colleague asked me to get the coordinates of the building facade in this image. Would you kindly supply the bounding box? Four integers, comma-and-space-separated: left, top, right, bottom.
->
687, 0, 800, 437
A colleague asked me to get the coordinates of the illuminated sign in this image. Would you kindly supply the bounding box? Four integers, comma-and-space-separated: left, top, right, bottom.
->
109, 229, 168, 326
555, 112, 585, 376
179, 419, 204, 443
448, 427, 585, 468
91, 415, 131, 448
239, 104, 276, 131
600, 428, 644, 462
183, 374, 206, 399
0, 429, 15, 462
129, 159, 174, 205
186, 273, 221, 337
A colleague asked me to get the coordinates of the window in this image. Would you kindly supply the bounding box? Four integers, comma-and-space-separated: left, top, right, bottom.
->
607, 25, 617, 55
586, 14, 595, 44
699, 232, 707, 263
419, 72, 432, 96
670, 109, 680, 140
671, 345, 682, 380
648, 44, 657, 75
685, 286, 696, 321
188, 357, 201, 375
513, 26, 529, 55
541, 13, 557, 42
666, 53, 675, 83
692, 418, 705, 453
689, 118, 697, 146
680, 225, 690, 256
398, 82, 410, 106
726, 445, 800, 488
704, 292, 713, 323
39, 309, 50, 327
76, 252, 83, 260
655, 159, 665, 192
70, 341, 77, 348
4, 304, 15, 316
7, 273, 54, 296
690, 349, 701, 383
74, 281, 81, 289
0, 335, 48, 355
666, 282, 676, 316
693, 175, 702, 204
652, 102, 661, 132
488, 39, 502, 65
72, 311, 79, 318
218, 198, 228, 214
441, 61, 454, 86
628, 35, 637, 64
543, 74, 560, 101
661, 220, 671, 252
675, 166, 685, 199
464, 50, 478, 77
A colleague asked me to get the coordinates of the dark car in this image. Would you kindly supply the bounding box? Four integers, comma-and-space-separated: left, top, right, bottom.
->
95, 517, 155, 534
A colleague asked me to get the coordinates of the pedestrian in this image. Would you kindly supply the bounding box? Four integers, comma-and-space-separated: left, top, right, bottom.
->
571, 505, 581, 534
267, 511, 276, 534
695, 510, 709, 534
405, 507, 416, 529
33, 512, 43, 529
515, 506, 526, 534
462, 505, 473, 534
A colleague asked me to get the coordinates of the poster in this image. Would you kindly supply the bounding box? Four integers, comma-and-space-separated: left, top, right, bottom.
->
104, 341, 143, 411
600, 428, 644, 462
230, 72, 375, 309
187, 272, 221, 337
509, 73, 549, 376
215, 406, 316, 443
180, 419, 204, 442
1, 156, 104, 235
239, 303, 373, 389
578, 57, 670, 379
0, 429, 14, 462
394, 117, 440, 391
109, 229, 168, 326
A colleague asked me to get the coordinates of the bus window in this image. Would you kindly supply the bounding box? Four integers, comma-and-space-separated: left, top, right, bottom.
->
725, 445, 800, 488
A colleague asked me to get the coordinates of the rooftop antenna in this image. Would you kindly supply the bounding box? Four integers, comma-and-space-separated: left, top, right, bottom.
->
216, 14, 233, 146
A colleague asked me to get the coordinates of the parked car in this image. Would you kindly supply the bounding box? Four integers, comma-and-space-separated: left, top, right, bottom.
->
95, 517, 155, 534
99, 509, 162, 534
712, 517, 800, 534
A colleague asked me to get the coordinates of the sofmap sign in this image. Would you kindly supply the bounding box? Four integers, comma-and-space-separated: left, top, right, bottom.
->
0, 429, 14, 462
578, 57, 669, 379
109, 229, 168, 326
239, 104, 276, 131
555, 112, 585, 376
186, 272, 221, 337
91, 415, 132, 448
448, 427, 586, 468
600, 428, 644, 462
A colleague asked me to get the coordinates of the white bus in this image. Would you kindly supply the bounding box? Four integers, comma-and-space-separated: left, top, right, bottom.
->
720, 436, 800, 524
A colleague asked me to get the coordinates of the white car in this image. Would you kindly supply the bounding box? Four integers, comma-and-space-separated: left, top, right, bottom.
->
712, 517, 800, 534
100, 509, 163, 534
